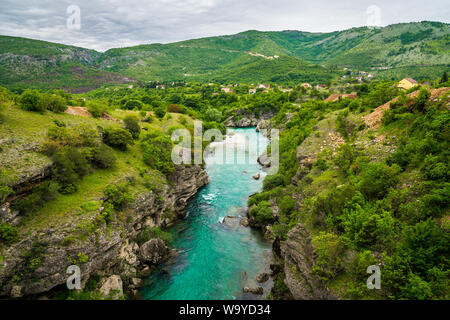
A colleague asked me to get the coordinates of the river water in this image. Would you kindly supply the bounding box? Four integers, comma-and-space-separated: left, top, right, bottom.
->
141, 127, 273, 300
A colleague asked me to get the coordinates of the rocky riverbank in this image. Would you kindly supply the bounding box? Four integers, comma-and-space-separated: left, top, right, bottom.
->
0, 164, 209, 299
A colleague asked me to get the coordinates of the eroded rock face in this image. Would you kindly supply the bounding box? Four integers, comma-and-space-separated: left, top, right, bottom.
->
139, 239, 169, 265
240, 217, 249, 227
224, 110, 275, 128
243, 286, 264, 295
256, 272, 269, 283
279, 225, 336, 300
0, 164, 209, 298
99, 275, 123, 299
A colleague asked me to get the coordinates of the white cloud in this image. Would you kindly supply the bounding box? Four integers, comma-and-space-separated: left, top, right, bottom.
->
0, 0, 448, 51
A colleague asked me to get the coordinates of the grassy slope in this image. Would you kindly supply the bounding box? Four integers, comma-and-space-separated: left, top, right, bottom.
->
0, 103, 191, 236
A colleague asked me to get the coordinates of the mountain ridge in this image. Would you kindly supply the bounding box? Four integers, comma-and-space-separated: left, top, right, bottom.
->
0, 21, 448, 90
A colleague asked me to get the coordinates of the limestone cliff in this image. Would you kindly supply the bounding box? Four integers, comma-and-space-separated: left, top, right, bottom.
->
0, 164, 209, 298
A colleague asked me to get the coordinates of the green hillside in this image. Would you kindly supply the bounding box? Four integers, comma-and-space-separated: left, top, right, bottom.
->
0, 21, 448, 90
0, 36, 134, 91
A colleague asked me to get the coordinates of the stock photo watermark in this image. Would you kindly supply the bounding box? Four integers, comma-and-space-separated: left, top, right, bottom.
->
366, 5, 382, 28
367, 265, 381, 290
66, 265, 81, 290
66, 4, 81, 30
170, 121, 280, 174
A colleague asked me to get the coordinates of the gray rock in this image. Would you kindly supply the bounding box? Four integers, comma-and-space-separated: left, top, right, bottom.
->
252, 173, 260, 180
256, 272, 269, 283
240, 217, 249, 227
222, 216, 240, 229
243, 286, 264, 295
10, 286, 22, 298
257, 152, 271, 167
130, 277, 142, 288
99, 275, 123, 299
139, 238, 169, 265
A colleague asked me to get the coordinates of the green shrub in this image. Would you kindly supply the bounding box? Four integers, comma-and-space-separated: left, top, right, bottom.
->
135, 226, 173, 246
104, 183, 134, 210
154, 106, 166, 119
311, 232, 346, 281
263, 174, 285, 191
141, 131, 174, 175
0, 222, 18, 244
412, 87, 431, 113
52, 149, 89, 194
102, 127, 133, 151
87, 102, 106, 118
19, 89, 45, 112
278, 196, 295, 215
357, 163, 401, 200
11, 181, 59, 213
333, 144, 358, 174
123, 115, 141, 140
124, 99, 143, 110
87, 144, 116, 169
42, 93, 67, 113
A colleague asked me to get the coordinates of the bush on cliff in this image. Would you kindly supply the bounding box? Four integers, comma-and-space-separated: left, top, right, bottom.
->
141, 131, 174, 175
262, 174, 285, 191
102, 127, 133, 151
0, 222, 18, 244
135, 226, 173, 246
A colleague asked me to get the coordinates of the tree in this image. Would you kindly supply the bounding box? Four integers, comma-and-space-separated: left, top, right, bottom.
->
88, 144, 116, 169
19, 89, 45, 112
42, 93, 67, 113
154, 106, 166, 119
87, 102, 106, 118
412, 87, 430, 113
123, 115, 141, 140
205, 108, 222, 122
102, 127, 133, 151
439, 71, 448, 84
141, 131, 174, 175
124, 99, 143, 110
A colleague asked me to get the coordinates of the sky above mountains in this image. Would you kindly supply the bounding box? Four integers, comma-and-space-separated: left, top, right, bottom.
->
1, 0, 449, 51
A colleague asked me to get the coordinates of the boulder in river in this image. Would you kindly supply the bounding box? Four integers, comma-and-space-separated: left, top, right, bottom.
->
252, 173, 260, 180
257, 152, 271, 167
240, 217, 249, 227
243, 286, 264, 295
222, 215, 240, 229
256, 272, 269, 283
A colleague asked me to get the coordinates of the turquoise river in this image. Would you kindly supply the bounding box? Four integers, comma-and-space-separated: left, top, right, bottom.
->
141, 127, 274, 300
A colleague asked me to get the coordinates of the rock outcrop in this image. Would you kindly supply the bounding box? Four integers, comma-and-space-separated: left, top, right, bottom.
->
243, 286, 264, 295
99, 275, 123, 299
224, 109, 275, 128
257, 151, 271, 168
139, 239, 169, 265
0, 164, 209, 298
277, 225, 336, 300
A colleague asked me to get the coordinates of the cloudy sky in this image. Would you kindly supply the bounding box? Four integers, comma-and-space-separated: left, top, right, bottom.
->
0, 0, 449, 51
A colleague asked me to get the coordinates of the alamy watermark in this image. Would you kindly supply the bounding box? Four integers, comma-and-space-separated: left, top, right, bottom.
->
170, 121, 279, 174
366, 265, 381, 290
366, 5, 382, 28
66, 5, 81, 30
66, 265, 81, 290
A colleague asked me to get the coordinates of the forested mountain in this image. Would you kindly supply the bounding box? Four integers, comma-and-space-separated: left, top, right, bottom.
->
0, 21, 448, 90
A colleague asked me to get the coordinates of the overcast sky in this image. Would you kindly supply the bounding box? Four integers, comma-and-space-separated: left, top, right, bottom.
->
0, 0, 449, 51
